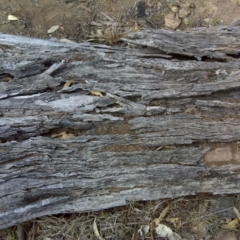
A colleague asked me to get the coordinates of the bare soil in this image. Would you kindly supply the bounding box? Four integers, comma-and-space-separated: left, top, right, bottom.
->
1, 0, 240, 42
1, 0, 240, 239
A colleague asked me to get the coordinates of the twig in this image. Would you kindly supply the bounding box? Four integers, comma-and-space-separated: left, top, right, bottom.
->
101, 12, 115, 22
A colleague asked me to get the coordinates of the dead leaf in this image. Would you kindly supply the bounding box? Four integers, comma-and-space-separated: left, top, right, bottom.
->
61, 132, 75, 140
153, 205, 170, 225
47, 25, 59, 34
132, 21, 140, 32
166, 217, 180, 224
166, 217, 181, 228
221, 218, 239, 230
51, 133, 60, 138
7, 15, 18, 21
70, 189, 85, 197
60, 38, 73, 43
63, 80, 76, 88
51, 131, 75, 140
233, 206, 240, 220
89, 90, 103, 97
93, 217, 105, 240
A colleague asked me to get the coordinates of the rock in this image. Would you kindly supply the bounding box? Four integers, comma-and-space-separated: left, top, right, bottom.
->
164, 13, 181, 29
179, 7, 191, 19
190, 221, 208, 237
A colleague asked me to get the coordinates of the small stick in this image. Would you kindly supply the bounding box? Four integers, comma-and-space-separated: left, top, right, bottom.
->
17, 224, 26, 240
101, 12, 115, 22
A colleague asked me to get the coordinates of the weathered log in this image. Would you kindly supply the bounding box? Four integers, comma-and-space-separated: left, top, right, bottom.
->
1, 20, 240, 229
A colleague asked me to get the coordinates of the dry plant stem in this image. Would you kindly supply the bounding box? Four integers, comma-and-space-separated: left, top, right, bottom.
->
17, 225, 25, 240
182, 207, 233, 225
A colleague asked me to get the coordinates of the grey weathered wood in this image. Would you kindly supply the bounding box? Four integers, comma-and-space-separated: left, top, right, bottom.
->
1, 20, 240, 229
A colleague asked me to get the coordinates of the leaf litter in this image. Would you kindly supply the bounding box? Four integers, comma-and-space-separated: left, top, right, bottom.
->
1, 194, 239, 239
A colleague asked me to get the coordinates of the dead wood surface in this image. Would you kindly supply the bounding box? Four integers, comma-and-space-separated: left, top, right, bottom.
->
1, 21, 240, 229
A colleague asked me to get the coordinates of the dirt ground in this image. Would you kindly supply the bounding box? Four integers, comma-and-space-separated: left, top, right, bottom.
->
1, 0, 240, 43
1, 0, 240, 239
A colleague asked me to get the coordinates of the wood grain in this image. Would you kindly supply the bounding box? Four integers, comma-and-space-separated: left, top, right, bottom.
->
1, 20, 240, 229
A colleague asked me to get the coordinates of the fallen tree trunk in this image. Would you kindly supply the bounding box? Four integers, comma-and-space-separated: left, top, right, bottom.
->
1, 20, 240, 229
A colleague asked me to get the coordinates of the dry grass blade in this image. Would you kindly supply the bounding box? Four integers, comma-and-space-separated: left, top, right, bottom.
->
153, 205, 170, 225
17, 195, 240, 239
93, 217, 105, 240
89, 25, 127, 44
101, 12, 114, 22
89, 12, 131, 45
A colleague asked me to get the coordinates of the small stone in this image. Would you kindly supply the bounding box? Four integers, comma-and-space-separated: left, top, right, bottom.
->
179, 7, 190, 18
190, 221, 208, 237
171, 6, 179, 12
164, 13, 181, 30
157, 2, 162, 9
